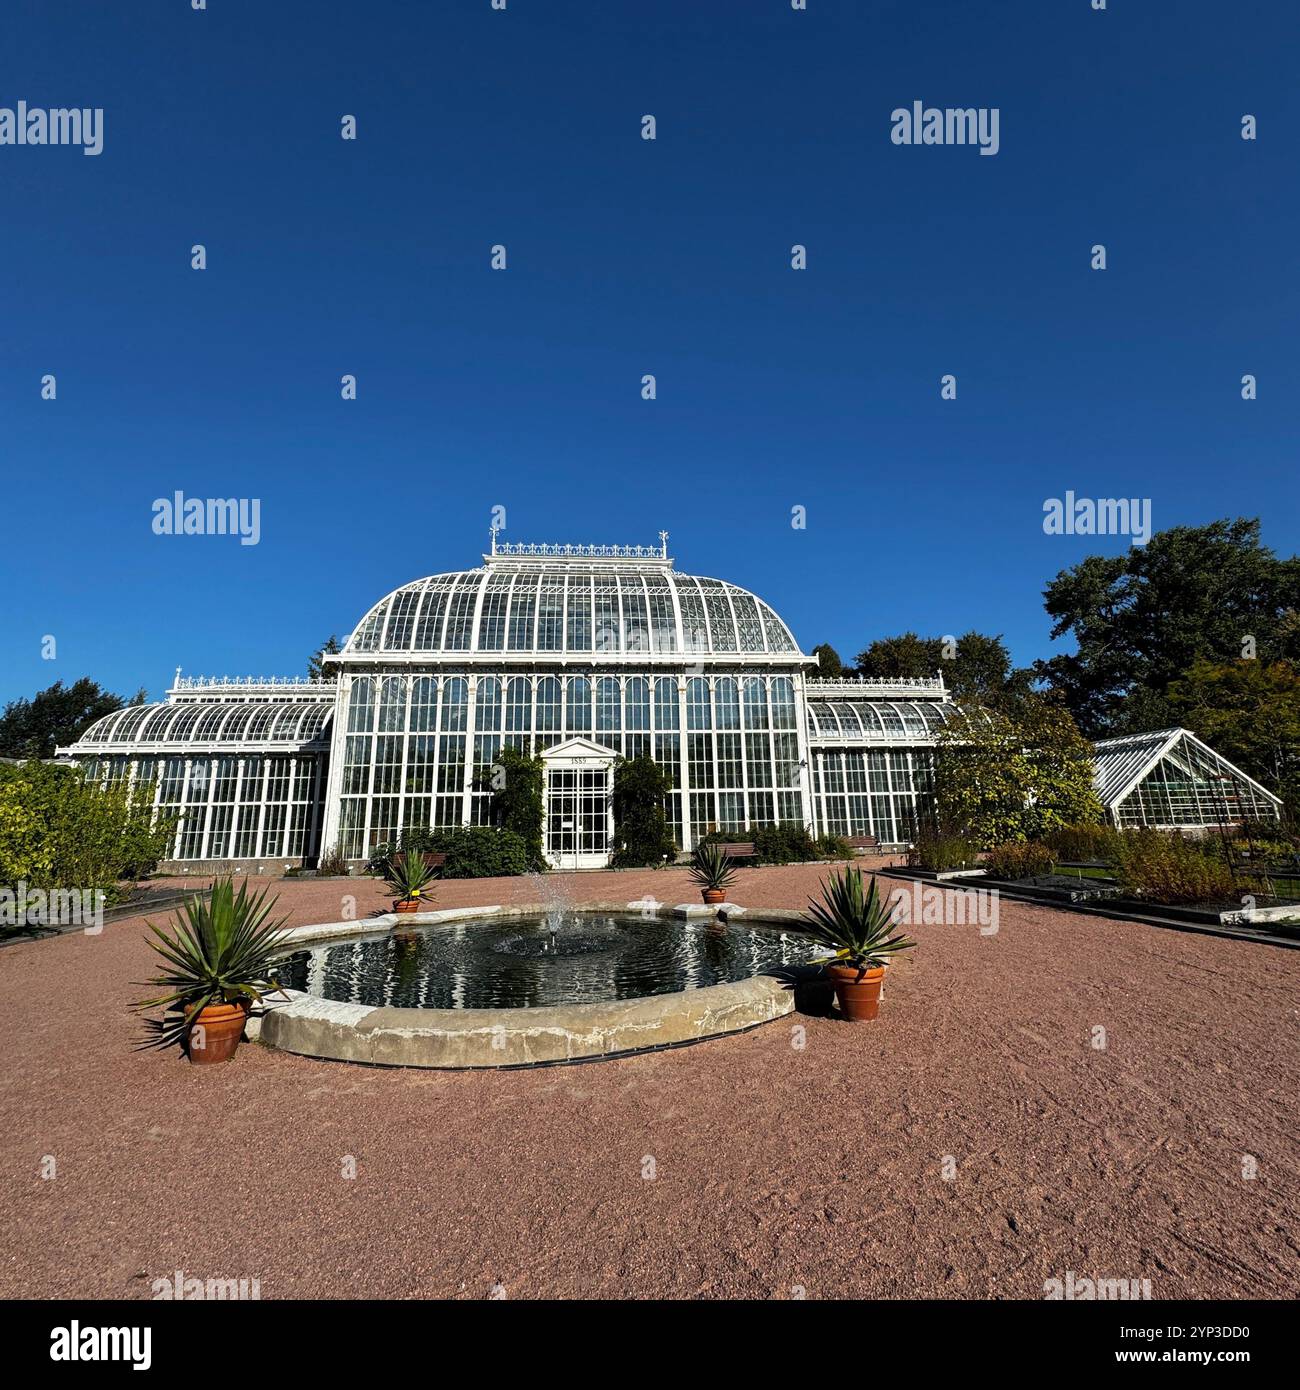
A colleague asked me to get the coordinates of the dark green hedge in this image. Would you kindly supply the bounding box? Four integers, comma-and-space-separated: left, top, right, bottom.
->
375, 826, 530, 879
701, 823, 845, 865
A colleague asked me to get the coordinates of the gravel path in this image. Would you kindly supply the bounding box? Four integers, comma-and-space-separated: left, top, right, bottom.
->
2, 863, 1297, 1300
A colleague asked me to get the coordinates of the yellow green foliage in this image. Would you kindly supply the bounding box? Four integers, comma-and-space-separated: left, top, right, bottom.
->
0, 761, 174, 899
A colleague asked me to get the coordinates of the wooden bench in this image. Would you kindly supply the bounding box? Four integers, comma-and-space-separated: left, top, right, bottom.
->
846, 835, 879, 854
718, 842, 757, 861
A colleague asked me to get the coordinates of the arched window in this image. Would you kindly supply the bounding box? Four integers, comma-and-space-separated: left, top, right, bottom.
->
409, 676, 438, 732
506, 677, 531, 739
378, 677, 406, 732
347, 677, 374, 733
475, 676, 502, 732
535, 676, 561, 734
566, 676, 592, 734
596, 676, 621, 749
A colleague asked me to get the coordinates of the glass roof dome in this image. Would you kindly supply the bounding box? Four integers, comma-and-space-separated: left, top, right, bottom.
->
339, 541, 804, 660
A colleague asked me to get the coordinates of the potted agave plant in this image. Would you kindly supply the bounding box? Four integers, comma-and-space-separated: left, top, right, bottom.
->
688, 840, 738, 905
132, 878, 291, 1065
384, 850, 438, 915
802, 867, 916, 1022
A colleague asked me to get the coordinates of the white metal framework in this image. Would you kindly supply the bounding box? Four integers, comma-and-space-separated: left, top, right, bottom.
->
61, 680, 334, 864
57, 539, 1282, 867
319, 540, 810, 861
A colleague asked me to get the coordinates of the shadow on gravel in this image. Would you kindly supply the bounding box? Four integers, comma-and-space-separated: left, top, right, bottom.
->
770, 963, 835, 1017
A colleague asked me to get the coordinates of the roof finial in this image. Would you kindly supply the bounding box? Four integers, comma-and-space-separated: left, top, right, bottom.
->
659, 529, 669, 558
489, 522, 499, 556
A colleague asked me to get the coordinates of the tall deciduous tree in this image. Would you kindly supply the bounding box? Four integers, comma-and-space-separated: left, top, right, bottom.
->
933, 696, 1101, 847
810, 643, 845, 677
855, 630, 1027, 702
0, 678, 143, 760
1165, 658, 1300, 820
1036, 519, 1300, 735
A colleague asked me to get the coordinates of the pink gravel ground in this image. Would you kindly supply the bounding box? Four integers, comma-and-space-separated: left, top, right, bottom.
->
1, 861, 1298, 1301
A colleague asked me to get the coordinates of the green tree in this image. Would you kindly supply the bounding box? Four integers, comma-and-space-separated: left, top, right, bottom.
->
855, 630, 1027, 702
0, 761, 175, 905
1165, 658, 1300, 820
0, 679, 143, 760
855, 632, 937, 681
811, 643, 846, 677
487, 746, 545, 870
308, 636, 342, 680
933, 696, 1101, 847
611, 754, 676, 866
1037, 518, 1300, 735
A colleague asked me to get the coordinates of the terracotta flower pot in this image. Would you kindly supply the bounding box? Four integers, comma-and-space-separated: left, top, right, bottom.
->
393, 897, 421, 914
701, 888, 727, 905
826, 963, 886, 1022
186, 1001, 248, 1065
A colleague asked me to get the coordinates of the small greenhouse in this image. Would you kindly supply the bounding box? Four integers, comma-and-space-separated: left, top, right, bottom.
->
1092, 728, 1281, 832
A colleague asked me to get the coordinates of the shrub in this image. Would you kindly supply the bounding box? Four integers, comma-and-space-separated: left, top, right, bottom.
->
612, 754, 676, 867
1116, 829, 1250, 905
1233, 817, 1296, 848
1042, 822, 1123, 863
486, 747, 545, 871
386, 826, 529, 879
699, 823, 823, 865
907, 828, 980, 872
316, 844, 349, 875
815, 834, 855, 861
934, 698, 1101, 846
753, 824, 820, 864
0, 760, 174, 905
984, 841, 1055, 881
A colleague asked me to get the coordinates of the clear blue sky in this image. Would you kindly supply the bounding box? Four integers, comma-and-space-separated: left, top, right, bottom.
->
2, 0, 1297, 704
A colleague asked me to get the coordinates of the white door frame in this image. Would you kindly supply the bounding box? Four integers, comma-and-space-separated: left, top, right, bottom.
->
540, 738, 615, 870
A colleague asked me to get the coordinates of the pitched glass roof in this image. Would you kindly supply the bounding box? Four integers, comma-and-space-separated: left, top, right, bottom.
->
1092, 727, 1281, 812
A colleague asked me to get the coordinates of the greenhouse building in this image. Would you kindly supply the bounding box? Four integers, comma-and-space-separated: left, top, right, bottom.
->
58, 537, 1281, 870
1091, 728, 1281, 832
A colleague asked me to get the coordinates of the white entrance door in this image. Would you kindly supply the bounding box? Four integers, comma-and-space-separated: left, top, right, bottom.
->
541, 738, 615, 869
